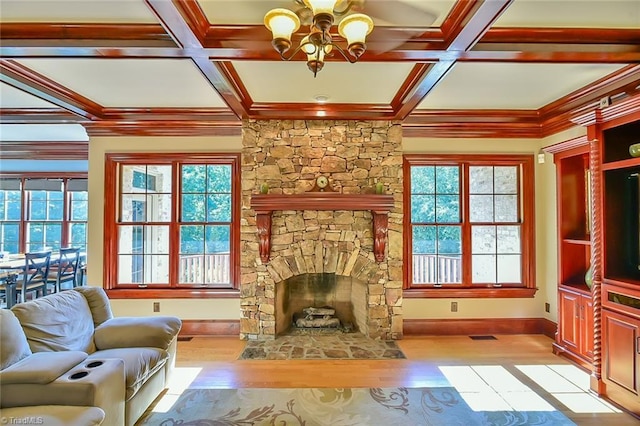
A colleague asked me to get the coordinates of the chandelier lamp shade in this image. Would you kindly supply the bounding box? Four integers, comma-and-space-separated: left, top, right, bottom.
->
264, 0, 374, 76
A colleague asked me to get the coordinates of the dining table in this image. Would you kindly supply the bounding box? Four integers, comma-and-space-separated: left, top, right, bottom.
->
0, 251, 87, 309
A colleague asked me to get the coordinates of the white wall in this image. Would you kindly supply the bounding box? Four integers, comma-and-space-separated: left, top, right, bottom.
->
88, 129, 584, 322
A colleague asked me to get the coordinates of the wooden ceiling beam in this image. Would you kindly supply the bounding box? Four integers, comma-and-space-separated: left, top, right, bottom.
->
0, 59, 103, 120
394, 0, 514, 120
144, 0, 248, 119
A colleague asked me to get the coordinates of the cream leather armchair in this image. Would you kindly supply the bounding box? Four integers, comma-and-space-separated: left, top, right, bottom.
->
0, 287, 181, 426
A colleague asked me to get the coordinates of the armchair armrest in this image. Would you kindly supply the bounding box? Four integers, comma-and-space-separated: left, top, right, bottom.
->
0, 351, 87, 385
94, 316, 181, 351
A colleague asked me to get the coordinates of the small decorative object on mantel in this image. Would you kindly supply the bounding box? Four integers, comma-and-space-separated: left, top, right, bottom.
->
310, 175, 337, 192
629, 142, 640, 158
260, 182, 269, 194
375, 182, 384, 194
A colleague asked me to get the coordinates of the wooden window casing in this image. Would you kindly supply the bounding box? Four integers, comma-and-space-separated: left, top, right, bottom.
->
104, 153, 241, 299
403, 154, 536, 299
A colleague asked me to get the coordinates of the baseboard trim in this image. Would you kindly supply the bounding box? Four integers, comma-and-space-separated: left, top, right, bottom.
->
404, 318, 557, 337
179, 320, 240, 336
178, 318, 558, 338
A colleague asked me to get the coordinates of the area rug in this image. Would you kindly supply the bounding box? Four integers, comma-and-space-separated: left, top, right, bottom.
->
238, 334, 406, 360
138, 387, 575, 425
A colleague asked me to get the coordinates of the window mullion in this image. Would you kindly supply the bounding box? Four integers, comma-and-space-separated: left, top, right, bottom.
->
461, 163, 473, 287
169, 161, 181, 288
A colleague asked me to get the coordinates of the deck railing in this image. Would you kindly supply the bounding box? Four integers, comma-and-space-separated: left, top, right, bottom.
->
412, 254, 462, 284
179, 253, 230, 284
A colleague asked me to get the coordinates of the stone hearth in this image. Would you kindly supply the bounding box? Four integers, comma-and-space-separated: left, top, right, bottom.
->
240, 120, 403, 340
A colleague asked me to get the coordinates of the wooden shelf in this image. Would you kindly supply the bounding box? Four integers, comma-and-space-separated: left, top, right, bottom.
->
250, 193, 395, 212
601, 157, 640, 171
563, 238, 591, 245
250, 193, 395, 263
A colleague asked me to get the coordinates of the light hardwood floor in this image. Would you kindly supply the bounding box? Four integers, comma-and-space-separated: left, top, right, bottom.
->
168, 334, 640, 425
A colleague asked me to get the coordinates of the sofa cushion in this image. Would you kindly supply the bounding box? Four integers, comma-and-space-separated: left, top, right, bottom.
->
94, 316, 182, 351
0, 309, 32, 370
74, 287, 113, 326
87, 348, 168, 401
0, 406, 105, 426
11, 290, 96, 353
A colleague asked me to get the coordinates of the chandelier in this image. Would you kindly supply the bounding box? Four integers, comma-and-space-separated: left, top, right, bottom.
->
264, 0, 374, 77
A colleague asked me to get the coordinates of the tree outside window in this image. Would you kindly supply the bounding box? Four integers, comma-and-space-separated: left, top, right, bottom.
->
404, 154, 535, 298
104, 153, 240, 297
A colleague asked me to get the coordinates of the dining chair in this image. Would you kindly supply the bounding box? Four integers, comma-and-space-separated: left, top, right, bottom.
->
15, 250, 51, 304
46, 247, 81, 293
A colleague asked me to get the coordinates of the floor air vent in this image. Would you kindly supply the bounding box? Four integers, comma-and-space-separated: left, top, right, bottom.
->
177, 337, 193, 342
469, 335, 497, 340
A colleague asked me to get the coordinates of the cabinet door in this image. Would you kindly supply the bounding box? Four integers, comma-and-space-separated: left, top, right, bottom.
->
559, 290, 580, 351
603, 309, 640, 395
581, 294, 594, 360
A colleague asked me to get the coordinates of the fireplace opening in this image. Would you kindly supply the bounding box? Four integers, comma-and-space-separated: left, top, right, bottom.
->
275, 273, 367, 336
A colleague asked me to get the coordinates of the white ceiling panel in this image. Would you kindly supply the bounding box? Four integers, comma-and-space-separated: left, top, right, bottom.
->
0, 83, 60, 109
417, 63, 626, 110
0, 124, 88, 141
232, 61, 415, 104
0, 0, 158, 23
15, 58, 228, 108
200, 0, 456, 27
494, 0, 640, 29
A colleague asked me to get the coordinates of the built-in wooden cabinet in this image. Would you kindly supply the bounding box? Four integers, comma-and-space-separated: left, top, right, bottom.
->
599, 117, 640, 415
550, 96, 640, 417
558, 287, 594, 363
550, 143, 594, 368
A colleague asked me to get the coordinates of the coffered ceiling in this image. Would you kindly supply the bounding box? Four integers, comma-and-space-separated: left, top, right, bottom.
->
1, 0, 639, 141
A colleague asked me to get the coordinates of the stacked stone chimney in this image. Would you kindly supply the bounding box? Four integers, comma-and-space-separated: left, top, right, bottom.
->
240, 120, 403, 340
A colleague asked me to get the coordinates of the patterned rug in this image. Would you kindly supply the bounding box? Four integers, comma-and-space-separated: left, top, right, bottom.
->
138, 387, 575, 425
238, 334, 406, 360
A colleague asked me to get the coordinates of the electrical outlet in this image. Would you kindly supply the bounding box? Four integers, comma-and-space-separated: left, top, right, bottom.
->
545, 302, 550, 313
153, 302, 160, 312
451, 301, 458, 312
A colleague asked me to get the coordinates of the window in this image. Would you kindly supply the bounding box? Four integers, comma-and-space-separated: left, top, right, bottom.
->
104, 153, 240, 297
404, 154, 535, 298
0, 176, 88, 254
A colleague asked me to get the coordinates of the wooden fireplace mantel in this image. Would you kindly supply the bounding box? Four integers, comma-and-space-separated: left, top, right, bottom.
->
250, 193, 395, 263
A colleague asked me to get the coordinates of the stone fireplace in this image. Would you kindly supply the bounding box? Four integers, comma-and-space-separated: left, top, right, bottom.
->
240, 120, 403, 340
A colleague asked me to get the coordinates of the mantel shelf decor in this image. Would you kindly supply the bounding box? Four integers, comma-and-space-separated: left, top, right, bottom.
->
250, 192, 395, 263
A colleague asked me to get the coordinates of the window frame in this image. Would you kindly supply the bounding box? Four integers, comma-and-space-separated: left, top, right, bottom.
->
104, 153, 241, 299
0, 173, 88, 254
403, 154, 536, 299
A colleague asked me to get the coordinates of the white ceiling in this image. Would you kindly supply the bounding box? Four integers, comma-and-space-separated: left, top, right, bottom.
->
0, 0, 638, 140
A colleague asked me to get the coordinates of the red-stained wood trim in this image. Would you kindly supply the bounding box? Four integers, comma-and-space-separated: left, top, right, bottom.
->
541, 318, 558, 340
173, 0, 211, 39
106, 288, 240, 299
0, 23, 175, 46
99, 107, 239, 121
84, 121, 241, 137
403, 288, 538, 298
403, 154, 535, 293
179, 319, 240, 337
0, 108, 79, 123
144, 0, 247, 119
103, 152, 241, 292
251, 193, 395, 263
0, 59, 102, 120
481, 27, 640, 44
544, 136, 589, 155
403, 317, 551, 336
250, 193, 395, 213
0, 141, 88, 160
248, 103, 396, 120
